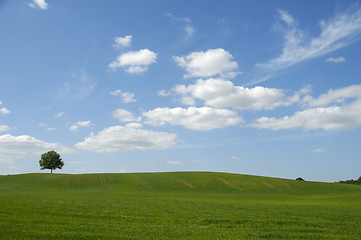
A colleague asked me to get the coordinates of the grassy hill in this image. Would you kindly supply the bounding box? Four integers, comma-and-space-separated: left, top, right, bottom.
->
1, 172, 361, 239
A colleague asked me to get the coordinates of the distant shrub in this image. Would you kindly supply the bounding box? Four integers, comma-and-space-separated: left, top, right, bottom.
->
338, 176, 361, 185
296, 177, 305, 181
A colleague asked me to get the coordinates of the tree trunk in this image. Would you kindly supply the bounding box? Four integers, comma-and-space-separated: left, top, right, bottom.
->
51, 169, 52, 174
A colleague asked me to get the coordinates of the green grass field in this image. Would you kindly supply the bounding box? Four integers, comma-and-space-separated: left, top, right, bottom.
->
1, 172, 361, 239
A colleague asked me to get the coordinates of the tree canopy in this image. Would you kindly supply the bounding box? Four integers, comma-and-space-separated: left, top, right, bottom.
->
39, 151, 64, 174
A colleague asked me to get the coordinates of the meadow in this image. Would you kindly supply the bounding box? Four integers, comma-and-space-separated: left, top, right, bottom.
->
1, 172, 361, 239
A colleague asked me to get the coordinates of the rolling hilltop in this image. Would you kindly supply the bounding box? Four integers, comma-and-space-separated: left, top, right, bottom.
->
1, 171, 359, 194
1, 172, 361, 239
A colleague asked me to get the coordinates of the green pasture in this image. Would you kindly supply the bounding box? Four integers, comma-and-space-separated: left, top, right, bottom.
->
1, 172, 360, 239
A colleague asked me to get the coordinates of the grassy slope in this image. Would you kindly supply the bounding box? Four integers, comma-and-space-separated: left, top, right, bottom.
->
1, 172, 361, 239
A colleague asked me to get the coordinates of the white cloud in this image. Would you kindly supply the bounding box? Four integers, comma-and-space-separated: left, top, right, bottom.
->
38, 123, 55, 131
174, 49, 240, 79
125, 123, 143, 128
325, 57, 346, 63
251, 84, 361, 131
184, 25, 195, 36
112, 109, 140, 122
278, 9, 295, 26
59, 70, 96, 101
0, 102, 10, 115
113, 35, 132, 48
29, 0, 48, 10
311, 148, 326, 153
231, 156, 240, 160
70, 121, 92, 132
54, 112, 64, 118
173, 78, 301, 110
0, 125, 11, 132
108, 49, 157, 74
0, 108, 10, 114
166, 13, 195, 37
157, 89, 171, 97
75, 125, 178, 152
0, 153, 15, 164
0, 134, 75, 156
303, 84, 361, 107
143, 106, 243, 131
256, 8, 361, 82
110, 89, 136, 103
167, 161, 182, 165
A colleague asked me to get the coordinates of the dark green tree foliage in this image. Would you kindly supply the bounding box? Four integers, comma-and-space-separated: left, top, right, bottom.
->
338, 176, 361, 185
39, 151, 64, 174
296, 177, 305, 181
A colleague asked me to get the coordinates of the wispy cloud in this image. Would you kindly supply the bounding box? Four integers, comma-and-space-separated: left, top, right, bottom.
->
166, 161, 182, 165
59, 70, 96, 101
311, 148, 326, 153
325, 57, 346, 63
166, 13, 195, 37
28, 0, 48, 10
254, 8, 361, 83
54, 112, 64, 118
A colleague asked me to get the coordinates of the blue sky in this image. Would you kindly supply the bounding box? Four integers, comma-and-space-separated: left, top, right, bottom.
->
1, 0, 361, 181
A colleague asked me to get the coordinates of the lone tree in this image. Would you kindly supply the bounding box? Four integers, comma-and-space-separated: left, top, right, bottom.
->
39, 150, 64, 174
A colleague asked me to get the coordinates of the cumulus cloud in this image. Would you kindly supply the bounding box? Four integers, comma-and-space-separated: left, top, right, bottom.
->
172, 78, 303, 110
251, 84, 361, 131
255, 8, 361, 82
0, 101, 10, 114
113, 35, 132, 48
70, 121, 92, 132
0, 134, 75, 156
303, 84, 361, 107
112, 109, 141, 122
174, 49, 240, 79
29, 0, 48, 10
325, 57, 346, 63
0, 107, 10, 114
108, 49, 157, 73
0, 125, 11, 132
143, 106, 243, 131
110, 89, 136, 103
75, 125, 178, 152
